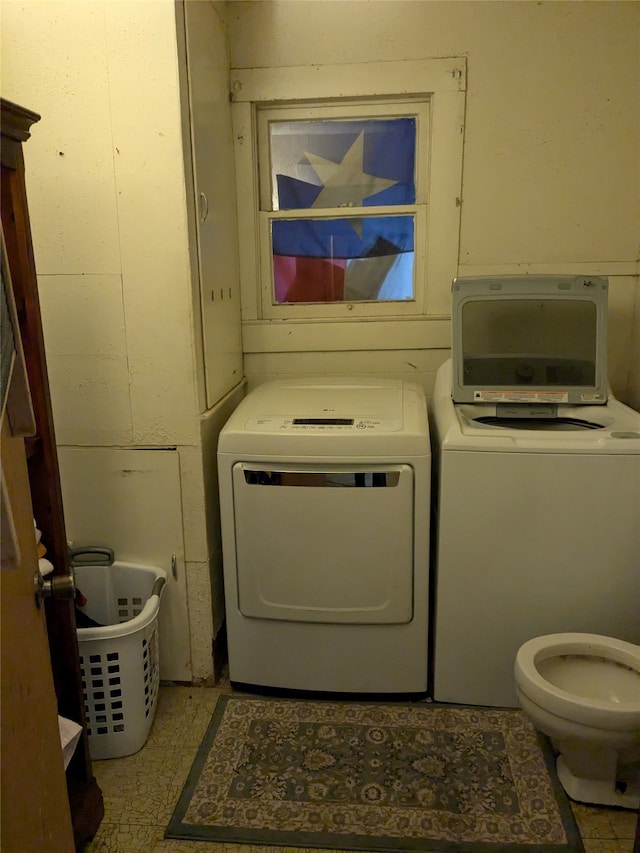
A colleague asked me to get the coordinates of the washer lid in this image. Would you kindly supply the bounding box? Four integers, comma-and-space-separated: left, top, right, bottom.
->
451, 275, 609, 406
433, 360, 640, 453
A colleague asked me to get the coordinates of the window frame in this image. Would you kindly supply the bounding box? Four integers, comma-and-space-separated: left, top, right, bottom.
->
231, 58, 466, 352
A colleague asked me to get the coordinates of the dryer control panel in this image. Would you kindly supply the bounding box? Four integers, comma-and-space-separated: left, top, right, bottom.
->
245, 415, 399, 432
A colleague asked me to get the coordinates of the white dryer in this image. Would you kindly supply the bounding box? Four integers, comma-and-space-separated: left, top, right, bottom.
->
217, 376, 430, 693
431, 359, 640, 707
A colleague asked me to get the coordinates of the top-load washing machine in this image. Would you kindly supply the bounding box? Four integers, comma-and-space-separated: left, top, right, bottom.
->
431, 276, 640, 707
218, 376, 431, 693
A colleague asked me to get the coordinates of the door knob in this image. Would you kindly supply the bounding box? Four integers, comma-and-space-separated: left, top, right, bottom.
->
34, 567, 75, 608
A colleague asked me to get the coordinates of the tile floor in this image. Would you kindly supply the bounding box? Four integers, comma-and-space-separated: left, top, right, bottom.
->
82, 684, 638, 853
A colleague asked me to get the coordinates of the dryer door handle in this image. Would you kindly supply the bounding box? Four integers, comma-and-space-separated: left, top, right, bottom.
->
241, 469, 401, 487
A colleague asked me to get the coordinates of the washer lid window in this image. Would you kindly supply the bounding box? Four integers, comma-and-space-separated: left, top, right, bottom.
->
451, 275, 609, 406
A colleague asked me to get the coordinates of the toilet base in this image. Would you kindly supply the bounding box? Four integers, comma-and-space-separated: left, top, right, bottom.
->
556, 756, 640, 810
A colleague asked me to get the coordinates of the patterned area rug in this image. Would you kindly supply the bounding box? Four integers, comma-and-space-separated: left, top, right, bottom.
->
166, 695, 584, 852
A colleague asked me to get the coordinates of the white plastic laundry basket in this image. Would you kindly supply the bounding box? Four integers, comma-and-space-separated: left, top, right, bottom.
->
75, 560, 167, 760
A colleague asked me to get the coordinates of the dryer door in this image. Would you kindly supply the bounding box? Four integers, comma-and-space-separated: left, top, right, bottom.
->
232, 463, 414, 623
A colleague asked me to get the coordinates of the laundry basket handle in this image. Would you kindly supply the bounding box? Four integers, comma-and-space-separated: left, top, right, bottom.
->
151, 576, 166, 597
69, 546, 115, 567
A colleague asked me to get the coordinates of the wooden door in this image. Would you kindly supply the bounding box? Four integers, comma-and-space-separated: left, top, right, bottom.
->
1, 97, 103, 850
1, 417, 76, 852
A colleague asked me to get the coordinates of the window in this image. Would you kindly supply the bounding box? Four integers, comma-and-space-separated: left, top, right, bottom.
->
231, 59, 466, 352
261, 106, 425, 309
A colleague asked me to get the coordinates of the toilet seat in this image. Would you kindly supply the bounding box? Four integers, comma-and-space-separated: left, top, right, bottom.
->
515, 633, 640, 731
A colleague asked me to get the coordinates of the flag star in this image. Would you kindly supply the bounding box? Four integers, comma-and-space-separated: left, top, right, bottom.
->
305, 132, 397, 209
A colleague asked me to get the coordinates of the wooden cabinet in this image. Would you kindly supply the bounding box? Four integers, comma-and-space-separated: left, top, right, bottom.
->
1, 98, 103, 850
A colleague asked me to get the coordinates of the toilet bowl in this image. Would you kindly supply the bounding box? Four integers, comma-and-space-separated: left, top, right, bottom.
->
514, 633, 640, 809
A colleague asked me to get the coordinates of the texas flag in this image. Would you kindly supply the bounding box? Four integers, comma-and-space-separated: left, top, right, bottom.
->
270, 118, 416, 303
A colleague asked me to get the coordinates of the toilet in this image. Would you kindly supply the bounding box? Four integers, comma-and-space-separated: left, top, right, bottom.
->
514, 633, 640, 809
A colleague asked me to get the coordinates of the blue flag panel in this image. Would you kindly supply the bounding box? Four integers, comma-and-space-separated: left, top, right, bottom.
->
272, 216, 414, 261
272, 118, 416, 211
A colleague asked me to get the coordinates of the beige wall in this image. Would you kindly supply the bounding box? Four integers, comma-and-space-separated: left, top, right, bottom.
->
229, 0, 640, 408
2, 1, 200, 442
1, 0, 238, 681
2, 0, 638, 687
